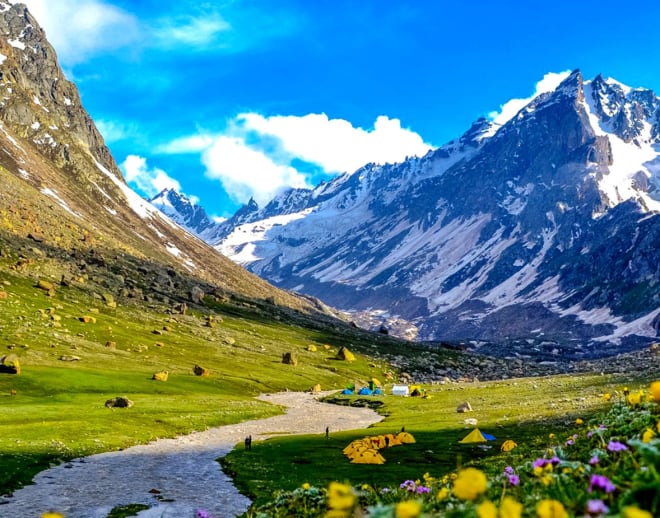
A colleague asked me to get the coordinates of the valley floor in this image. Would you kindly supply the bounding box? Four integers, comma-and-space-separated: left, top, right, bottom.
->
1, 391, 382, 518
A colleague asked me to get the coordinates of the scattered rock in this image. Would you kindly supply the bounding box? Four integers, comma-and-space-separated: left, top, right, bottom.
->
105, 341, 116, 350
310, 383, 321, 393
152, 371, 168, 381
0, 291, 7, 299
102, 293, 114, 305
306, 344, 317, 352
36, 279, 55, 291
336, 346, 355, 362
59, 355, 81, 362
152, 329, 163, 335
163, 325, 172, 333
456, 402, 473, 413
154, 342, 164, 348
190, 286, 205, 304
0, 354, 21, 374
105, 396, 133, 408
193, 364, 210, 377
282, 352, 298, 366
79, 315, 96, 324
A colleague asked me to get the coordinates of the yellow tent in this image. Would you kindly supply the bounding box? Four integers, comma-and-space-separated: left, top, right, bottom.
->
459, 428, 488, 444
350, 449, 385, 464
396, 432, 416, 444
501, 440, 517, 452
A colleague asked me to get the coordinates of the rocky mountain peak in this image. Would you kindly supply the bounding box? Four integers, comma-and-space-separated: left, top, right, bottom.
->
0, 2, 120, 179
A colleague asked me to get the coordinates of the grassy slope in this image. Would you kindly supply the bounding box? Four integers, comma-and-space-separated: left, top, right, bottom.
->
0, 268, 406, 495
222, 373, 657, 508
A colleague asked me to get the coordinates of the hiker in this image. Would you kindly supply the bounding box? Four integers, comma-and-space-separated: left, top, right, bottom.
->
325, 426, 329, 439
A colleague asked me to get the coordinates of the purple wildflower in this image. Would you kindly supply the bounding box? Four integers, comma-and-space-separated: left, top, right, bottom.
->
587, 431, 594, 439
607, 440, 628, 452
566, 439, 574, 446
400, 480, 416, 492
550, 456, 561, 465
416, 486, 431, 494
598, 424, 607, 430
195, 511, 211, 518
533, 458, 547, 469
380, 487, 390, 494
589, 474, 616, 494
507, 474, 520, 486
504, 466, 514, 475
589, 455, 600, 465
586, 499, 609, 516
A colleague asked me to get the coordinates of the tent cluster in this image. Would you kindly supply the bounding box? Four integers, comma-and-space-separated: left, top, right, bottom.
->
341, 378, 383, 396
342, 431, 416, 464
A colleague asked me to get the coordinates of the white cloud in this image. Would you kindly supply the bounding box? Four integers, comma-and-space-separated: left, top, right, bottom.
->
488, 71, 572, 126
120, 155, 180, 199
159, 112, 432, 204
201, 136, 311, 205
156, 134, 217, 154
237, 113, 432, 174
96, 119, 140, 144
16, 0, 139, 65
151, 13, 231, 49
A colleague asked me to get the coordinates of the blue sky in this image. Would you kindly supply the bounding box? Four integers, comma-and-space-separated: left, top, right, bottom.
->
18, 0, 660, 219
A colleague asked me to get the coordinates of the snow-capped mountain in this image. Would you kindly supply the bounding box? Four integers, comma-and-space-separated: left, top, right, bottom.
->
212, 70, 660, 353
149, 188, 218, 237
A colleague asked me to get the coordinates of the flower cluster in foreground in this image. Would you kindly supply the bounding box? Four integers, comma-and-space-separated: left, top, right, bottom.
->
250, 382, 660, 517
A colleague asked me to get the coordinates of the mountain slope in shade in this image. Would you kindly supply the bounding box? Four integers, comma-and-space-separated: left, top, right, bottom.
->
0, 2, 328, 315
212, 70, 660, 356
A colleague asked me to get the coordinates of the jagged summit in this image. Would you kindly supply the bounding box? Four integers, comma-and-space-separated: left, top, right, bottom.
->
149, 188, 215, 237
210, 71, 660, 355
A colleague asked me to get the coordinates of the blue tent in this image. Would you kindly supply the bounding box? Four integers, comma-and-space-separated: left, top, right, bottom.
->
373, 388, 383, 395
357, 387, 373, 396
341, 389, 353, 395
482, 432, 496, 441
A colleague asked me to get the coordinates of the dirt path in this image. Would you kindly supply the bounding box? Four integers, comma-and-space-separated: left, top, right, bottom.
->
1, 392, 382, 518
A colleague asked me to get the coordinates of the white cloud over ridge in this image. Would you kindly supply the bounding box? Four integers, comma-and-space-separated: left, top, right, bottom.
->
160, 113, 432, 205
121, 155, 180, 199
16, 0, 140, 65
488, 70, 572, 126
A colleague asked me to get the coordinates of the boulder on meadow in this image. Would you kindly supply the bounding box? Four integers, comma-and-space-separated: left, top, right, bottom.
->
336, 346, 355, 362
105, 396, 133, 408
282, 352, 298, 366
0, 291, 7, 299
190, 286, 205, 304
310, 383, 322, 393
456, 402, 473, 413
36, 279, 54, 291
105, 341, 116, 350
0, 354, 21, 374
193, 364, 210, 377
58, 355, 81, 362
79, 315, 96, 324
152, 370, 168, 381
306, 344, 317, 352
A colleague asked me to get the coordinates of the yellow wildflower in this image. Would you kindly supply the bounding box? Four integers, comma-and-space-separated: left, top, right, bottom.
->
548, 433, 556, 440
327, 482, 354, 511
361, 484, 370, 490
500, 496, 523, 518
623, 506, 653, 518
437, 487, 449, 500
395, 500, 422, 518
642, 428, 655, 443
536, 499, 568, 518
477, 500, 497, 518
575, 418, 583, 425
627, 391, 642, 406
533, 466, 544, 477
302, 482, 311, 490
541, 474, 553, 486
452, 467, 488, 501
650, 381, 660, 402
603, 392, 612, 401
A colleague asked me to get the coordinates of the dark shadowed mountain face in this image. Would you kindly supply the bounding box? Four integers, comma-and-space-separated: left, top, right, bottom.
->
208, 70, 659, 355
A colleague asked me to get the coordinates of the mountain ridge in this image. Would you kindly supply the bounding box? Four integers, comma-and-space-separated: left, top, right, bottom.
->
202, 69, 659, 356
